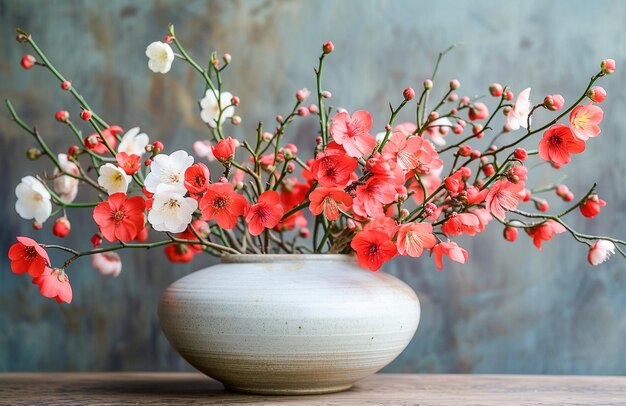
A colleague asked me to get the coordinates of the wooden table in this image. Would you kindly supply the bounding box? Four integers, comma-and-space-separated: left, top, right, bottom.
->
1, 373, 625, 405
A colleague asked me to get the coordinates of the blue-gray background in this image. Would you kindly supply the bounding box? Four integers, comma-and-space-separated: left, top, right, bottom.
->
1, 0, 625, 374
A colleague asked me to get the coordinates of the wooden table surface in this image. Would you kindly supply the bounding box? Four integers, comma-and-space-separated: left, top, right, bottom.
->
1, 373, 625, 405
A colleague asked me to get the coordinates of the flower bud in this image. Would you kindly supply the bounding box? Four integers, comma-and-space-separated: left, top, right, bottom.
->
503, 226, 518, 242
297, 107, 309, 117
489, 83, 503, 97
222, 53, 232, 64
61, 80, 71, 90
452, 125, 463, 134
399, 208, 410, 220
295, 88, 310, 102
321, 91, 332, 99
449, 79, 460, 90
468, 102, 489, 121
587, 86, 607, 103
212, 137, 237, 164
27, 148, 42, 160
32, 221, 43, 230
423, 79, 433, 90
308, 104, 319, 114
231, 115, 242, 125
473, 125, 484, 138
286, 162, 296, 173
534, 198, 549, 212
429, 111, 439, 120
144, 158, 152, 166
555, 184, 570, 199
403, 87, 415, 101
55, 110, 70, 123
20, 54, 36, 70
564, 192, 574, 202
299, 227, 311, 238
16, 33, 28, 43
601, 59, 616, 74
458, 145, 472, 157
504, 90, 514, 101
322, 41, 334, 54
544, 94, 565, 111
482, 163, 495, 176
53, 217, 71, 238
580, 194, 606, 218
152, 141, 164, 154
275, 115, 283, 123
588, 240, 615, 266
230, 96, 240, 106
262, 132, 273, 142
514, 148, 527, 161
448, 93, 459, 102
460, 96, 470, 105
80, 110, 92, 121
164, 35, 174, 43
91, 233, 103, 248
68, 145, 80, 158
422, 202, 437, 218
470, 150, 481, 159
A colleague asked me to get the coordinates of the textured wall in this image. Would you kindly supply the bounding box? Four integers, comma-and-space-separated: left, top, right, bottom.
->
1, 0, 625, 374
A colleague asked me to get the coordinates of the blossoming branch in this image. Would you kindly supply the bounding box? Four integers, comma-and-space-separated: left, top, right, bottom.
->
7, 25, 625, 304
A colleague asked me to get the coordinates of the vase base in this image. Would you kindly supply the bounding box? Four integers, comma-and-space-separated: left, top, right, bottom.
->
224, 383, 353, 396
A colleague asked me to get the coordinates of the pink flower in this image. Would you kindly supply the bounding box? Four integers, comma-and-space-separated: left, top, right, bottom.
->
92, 252, 122, 277
468, 102, 489, 121
569, 103, 603, 141
351, 229, 397, 271
544, 94, 564, 111
396, 222, 436, 257
8, 236, 50, 277
192, 140, 216, 161
354, 178, 397, 218
308, 187, 352, 221
485, 179, 524, 221
441, 213, 481, 236
601, 59, 616, 74
32, 267, 73, 304
245, 190, 284, 236
588, 240, 615, 266
587, 86, 607, 103
538, 124, 585, 166
382, 132, 425, 171
431, 242, 469, 270
526, 220, 566, 250
330, 110, 377, 158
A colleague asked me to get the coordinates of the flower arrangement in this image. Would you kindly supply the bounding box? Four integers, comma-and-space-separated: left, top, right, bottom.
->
7, 26, 625, 304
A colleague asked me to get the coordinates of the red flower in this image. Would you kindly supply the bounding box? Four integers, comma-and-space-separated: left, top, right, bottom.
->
275, 180, 309, 231
212, 137, 237, 163
538, 124, 585, 166
353, 178, 397, 218
525, 220, 566, 250
199, 183, 249, 229
32, 267, 73, 304
330, 110, 377, 158
8, 236, 50, 277
310, 143, 358, 187
381, 132, 426, 171
184, 163, 211, 195
164, 244, 195, 263
441, 213, 481, 236
485, 179, 524, 221
396, 222, 436, 257
351, 229, 397, 271
93, 193, 146, 242
83, 125, 123, 154
308, 187, 353, 221
245, 190, 284, 236
116, 152, 141, 175
431, 242, 469, 270
580, 194, 606, 218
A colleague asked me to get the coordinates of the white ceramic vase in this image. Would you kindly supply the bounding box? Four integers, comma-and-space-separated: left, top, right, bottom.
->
158, 254, 420, 395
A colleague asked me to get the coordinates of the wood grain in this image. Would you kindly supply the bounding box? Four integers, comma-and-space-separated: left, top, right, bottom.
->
1, 373, 625, 405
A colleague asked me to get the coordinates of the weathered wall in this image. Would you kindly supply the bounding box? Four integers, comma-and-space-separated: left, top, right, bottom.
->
0, 0, 625, 373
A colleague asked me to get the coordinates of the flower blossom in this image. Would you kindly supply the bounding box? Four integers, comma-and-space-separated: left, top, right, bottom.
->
184, 163, 211, 196
98, 163, 132, 194
308, 187, 353, 221
506, 88, 532, 130
441, 213, 481, 236
8, 236, 50, 277
526, 220, 566, 250
330, 110, 377, 158
116, 152, 142, 175
245, 190, 284, 236
382, 132, 427, 171
579, 194, 606, 218
353, 178, 397, 218
351, 229, 397, 271
199, 182, 249, 229
146, 41, 174, 73
396, 222, 437, 257
32, 267, 72, 304
118, 127, 149, 157
538, 124, 585, 166
84, 126, 123, 155
148, 191, 198, 233
431, 241, 469, 270
15, 176, 52, 224
92, 252, 122, 277
588, 240, 616, 266
212, 137, 238, 163
144, 150, 194, 194
310, 143, 357, 187
93, 193, 146, 242
53, 154, 79, 203
569, 103, 603, 141
485, 179, 524, 221
200, 90, 235, 128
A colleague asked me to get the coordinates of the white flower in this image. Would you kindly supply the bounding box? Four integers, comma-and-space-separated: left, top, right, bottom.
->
118, 127, 149, 157
192, 140, 216, 161
98, 163, 132, 194
15, 176, 52, 224
588, 240, 616, 266
200, 90, 235, 128
506, 88, 532, 131
53, 154, 79, 203
147, 191, 197, 233
144, 150, 194, 194
92, 252, 122, 277
146, 41, 174, 74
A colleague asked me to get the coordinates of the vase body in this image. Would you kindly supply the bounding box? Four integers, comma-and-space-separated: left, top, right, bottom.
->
158, 254, 420, 395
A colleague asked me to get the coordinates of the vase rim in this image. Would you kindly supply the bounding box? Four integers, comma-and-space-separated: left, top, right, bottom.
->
220, 253, 356, 264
